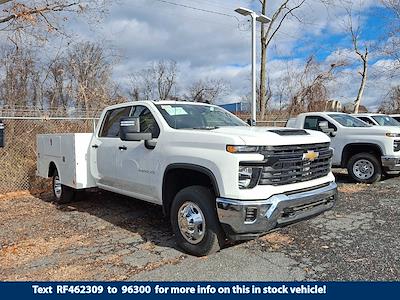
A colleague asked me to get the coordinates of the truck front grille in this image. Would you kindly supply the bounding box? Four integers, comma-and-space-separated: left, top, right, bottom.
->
258, 143, 332, 186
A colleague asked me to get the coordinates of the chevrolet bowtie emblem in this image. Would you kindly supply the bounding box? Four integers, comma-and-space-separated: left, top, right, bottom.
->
303, 150, 319, 162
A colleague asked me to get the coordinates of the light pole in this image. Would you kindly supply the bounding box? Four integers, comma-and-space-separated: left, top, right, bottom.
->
235, 7, 270, 126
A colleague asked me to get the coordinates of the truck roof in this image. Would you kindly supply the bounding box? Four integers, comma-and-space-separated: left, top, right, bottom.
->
296, 112, 348, 117
103, 100, 217, 111
352, 113, 386, 117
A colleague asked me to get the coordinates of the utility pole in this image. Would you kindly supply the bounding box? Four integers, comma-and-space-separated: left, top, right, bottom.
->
235, 7, 270, 126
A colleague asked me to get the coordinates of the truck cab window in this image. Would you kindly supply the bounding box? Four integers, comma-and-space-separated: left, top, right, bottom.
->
304, 116, 337, 132
131, 106, 160, 138
304, 116, 319, 131
100, 106, 132, 138
358, 117, 375, 125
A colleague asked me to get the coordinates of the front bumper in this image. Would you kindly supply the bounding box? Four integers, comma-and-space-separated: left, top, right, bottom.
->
216, 182, 337, 240
381, 155, 400, 172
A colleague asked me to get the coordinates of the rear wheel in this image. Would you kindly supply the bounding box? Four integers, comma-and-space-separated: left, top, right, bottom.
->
347, 153, 382, 183
170, 185, 225, 256
52, 169, 76, 204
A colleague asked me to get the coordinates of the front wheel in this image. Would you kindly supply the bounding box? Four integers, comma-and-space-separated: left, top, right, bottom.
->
170, 185, 225, 256
347, 153, 382, 183
52, 169, 76, 204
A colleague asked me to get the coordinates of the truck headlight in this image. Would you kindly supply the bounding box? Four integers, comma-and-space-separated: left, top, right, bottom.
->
386, 133, 400, 137
239, 166, 262, 189
227, 145, 260, 153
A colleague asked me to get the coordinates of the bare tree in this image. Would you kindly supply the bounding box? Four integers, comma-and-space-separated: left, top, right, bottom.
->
257, 0, 306, 120
381, 0, 400, 74
0, 47, 38, 108
65, 42, 121, 115
287, 56, 346, 115
345, 7, 369, 114
45, 60, 68, 111
0, 0, 107, 46
378, 86, 400, 113
188, 78, 229, 103
129, 60, 178, 101
156, 60, 177, 100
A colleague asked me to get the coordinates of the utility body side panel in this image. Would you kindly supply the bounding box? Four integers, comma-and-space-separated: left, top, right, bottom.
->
37, 133, 96, 189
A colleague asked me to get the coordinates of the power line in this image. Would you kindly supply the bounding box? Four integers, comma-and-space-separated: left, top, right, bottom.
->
153, 0, 240, 22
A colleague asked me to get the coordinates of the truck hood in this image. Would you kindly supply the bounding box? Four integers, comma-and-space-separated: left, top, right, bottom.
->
212, 126, 331, 146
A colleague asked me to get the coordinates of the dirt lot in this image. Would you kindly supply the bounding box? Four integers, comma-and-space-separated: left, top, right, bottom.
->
0, 172, 399, 281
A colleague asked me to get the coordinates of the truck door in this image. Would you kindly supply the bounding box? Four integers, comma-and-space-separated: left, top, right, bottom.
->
90, 106, 132, 187
304, 116, 340, 165
115, 105, 161, 203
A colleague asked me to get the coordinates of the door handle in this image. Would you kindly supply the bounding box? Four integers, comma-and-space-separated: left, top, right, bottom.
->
119, 146, 127, 151
92, 144, 99, 149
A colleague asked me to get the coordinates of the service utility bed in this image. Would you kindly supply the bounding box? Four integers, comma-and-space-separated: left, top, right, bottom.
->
36, 133, 96, 189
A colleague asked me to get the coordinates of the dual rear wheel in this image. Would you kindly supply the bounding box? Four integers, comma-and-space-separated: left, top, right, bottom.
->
52, 169, 76, 204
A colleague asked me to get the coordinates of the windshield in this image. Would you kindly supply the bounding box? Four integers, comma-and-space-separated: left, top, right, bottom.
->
155, 103, 247, 129
330, 114, 371, 127
372, 115, 400, 126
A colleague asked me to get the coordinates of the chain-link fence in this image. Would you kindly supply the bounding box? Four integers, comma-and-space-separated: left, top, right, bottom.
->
0, 117, 97, 194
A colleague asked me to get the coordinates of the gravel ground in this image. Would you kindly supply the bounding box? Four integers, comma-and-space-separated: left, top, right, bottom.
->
0, 172, 399, 281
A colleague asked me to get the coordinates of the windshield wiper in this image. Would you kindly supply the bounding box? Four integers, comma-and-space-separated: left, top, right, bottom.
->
191, 126, 220, 130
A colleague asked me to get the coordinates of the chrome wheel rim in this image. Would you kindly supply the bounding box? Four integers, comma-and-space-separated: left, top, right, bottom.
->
177, 202, 205, 244
353, 159, 375, 180
54, 175, 62, 199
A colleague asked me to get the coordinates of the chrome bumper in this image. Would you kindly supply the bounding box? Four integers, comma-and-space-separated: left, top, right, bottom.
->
216, 182, 337, 240
381, 156, 400, 172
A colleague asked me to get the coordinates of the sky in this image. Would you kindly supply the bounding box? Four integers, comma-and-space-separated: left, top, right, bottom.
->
4, 0, 400, 111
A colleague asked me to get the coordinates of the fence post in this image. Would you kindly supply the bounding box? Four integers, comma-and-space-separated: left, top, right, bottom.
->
0, 120, 4, 148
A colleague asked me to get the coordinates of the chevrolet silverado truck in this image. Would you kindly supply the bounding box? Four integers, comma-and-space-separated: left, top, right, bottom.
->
287, 112, 400, 183
37, 101, 337, 256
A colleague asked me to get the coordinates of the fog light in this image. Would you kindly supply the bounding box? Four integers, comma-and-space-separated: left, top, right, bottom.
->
245, 207, 258, 223
239, 166, 262, 189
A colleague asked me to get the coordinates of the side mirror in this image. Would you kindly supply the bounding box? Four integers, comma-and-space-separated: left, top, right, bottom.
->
318, 121, 336, 137
318, 121, 329, 131
120, 117, 152, 141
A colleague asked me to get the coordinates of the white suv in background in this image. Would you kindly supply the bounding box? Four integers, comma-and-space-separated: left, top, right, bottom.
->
353, 113, 400, 127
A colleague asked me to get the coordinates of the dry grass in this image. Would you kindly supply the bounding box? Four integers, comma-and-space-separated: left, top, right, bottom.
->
338, 184, 369, 194
258, 232, 294, 250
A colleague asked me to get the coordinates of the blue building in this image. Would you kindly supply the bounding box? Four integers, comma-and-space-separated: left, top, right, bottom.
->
218, 102, 249, 113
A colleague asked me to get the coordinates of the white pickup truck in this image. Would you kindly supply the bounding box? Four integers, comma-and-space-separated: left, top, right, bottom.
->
37, 101, 337, 256
287, 112, 400, 183
352, 113, 400, 127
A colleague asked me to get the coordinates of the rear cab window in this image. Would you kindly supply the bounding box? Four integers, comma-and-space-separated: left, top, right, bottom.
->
99, 106, 132, 138
357, 117, 376, 125
304, 116, 337, 132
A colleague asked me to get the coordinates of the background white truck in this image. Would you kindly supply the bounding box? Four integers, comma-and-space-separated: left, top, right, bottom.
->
37, 101, 337, 256
287, 112, 400, 183
352, 113, 400, 127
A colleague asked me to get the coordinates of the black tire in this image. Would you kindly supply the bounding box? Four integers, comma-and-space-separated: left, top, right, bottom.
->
52, 169, 75, 204
170, 185, 225, 256
347, 153, 382, 183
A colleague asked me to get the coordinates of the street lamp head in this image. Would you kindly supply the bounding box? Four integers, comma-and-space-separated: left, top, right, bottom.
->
256, 14, 271, 24
235, 7, 254, 17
